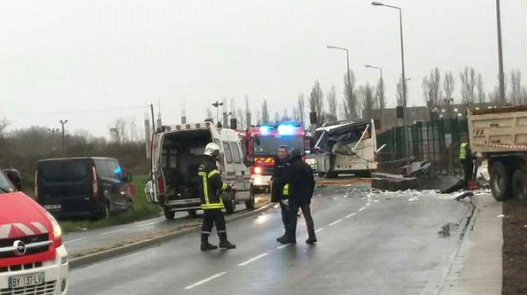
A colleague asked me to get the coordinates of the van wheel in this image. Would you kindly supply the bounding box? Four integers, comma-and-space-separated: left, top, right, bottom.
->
164, 207, 175, 220
187, 210, 197, 218
245, 189, 255, 210
490, 161, 511, 201
512, 168, 527, 200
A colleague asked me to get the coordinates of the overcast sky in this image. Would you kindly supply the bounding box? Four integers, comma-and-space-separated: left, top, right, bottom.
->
0, 0, 526, 139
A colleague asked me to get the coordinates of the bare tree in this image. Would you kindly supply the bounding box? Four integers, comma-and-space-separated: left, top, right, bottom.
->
510, 69, 522, 105
309, 80, 324, 126
273, 111, 280, 125
443, 71, 455, 103
477, 74, 486, 103
281, 108, 290, 121
521, 87, 527, 105
488, 85, 500, 104
343, 70, 357, 119
245, 95, 251, 127
360, 83, 376, 120
236, 108, 246, 130
422, 68, 442, 109
297, 93, 305, 127
460, 66, 477, 104
376, 77, 386, 110
110, 118, 127, 143
261, 100, 270, 124
327, 85, 337, 118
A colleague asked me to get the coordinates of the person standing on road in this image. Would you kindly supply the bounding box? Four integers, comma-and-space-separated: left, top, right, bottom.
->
280, 149, 317, 245
271, 145, 291, 242
459, 135, 474, 189
198, 143, 236, 251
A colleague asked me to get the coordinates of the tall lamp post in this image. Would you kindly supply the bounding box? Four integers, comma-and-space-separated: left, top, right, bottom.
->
372, 1, 409, 164
496, 0, 505, 105
59, 120, 68, 149
327, 45, 353, 119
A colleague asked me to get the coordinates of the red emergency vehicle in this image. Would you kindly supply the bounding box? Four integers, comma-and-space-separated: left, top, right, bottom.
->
0, 169, 69, 294
243, 123, 308, 193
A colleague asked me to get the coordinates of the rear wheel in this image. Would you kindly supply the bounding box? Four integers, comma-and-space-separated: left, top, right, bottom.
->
490, 161, 511, 201
164, 207, 175, 220
512, 168, 527, 200
245, 189, 255, 210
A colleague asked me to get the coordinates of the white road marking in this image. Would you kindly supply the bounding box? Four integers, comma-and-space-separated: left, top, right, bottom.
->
137, 221, 161, 227
329, 219, 342, 226
358, 207, 366, 212
238, 253, 268, 266
345, 213, 357, 218
64, 237, 86, 244
276, 244, 290, 249
99, 229, 126, 236
184, 272, 227, 290
315, 228, 324, 233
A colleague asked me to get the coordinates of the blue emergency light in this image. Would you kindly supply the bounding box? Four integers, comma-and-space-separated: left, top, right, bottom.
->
277, 124, 296, 136
259, 125, 271, 135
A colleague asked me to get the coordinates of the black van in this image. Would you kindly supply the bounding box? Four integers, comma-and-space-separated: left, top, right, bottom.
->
35, 157, 133, 219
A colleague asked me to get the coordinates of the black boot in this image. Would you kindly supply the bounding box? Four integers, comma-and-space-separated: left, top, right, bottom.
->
219, 232, 236, 249
200, 233, 217, 251
306, 237, 317, 244
276, 232, 287, 242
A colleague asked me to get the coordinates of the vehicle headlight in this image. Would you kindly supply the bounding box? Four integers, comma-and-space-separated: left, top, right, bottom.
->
45, 211, 63, 244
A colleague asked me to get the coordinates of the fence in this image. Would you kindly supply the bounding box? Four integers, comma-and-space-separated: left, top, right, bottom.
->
377, 118, 468, 175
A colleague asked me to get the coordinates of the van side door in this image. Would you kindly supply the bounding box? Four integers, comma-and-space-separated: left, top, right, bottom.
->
229, 141, 249, 195
221, 142, 236, 186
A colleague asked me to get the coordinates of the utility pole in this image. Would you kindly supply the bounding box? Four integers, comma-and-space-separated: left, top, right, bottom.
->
212, 101, 223, 125
496, 0, 506, 105
59, 120, 68, 149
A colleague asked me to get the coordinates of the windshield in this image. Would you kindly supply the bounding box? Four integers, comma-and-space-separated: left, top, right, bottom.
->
0, 171, 16, 193
254, 136, 304, 156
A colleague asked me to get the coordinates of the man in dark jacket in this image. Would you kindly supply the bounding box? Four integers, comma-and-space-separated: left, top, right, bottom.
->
280, 149, 317, 244
198, 143, 236, 251
271, 145, 291, 242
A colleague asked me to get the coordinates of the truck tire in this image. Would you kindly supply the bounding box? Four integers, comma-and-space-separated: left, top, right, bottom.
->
164, 207, 175, 220
490, 161, 511, 201
245, 188, 255, 210
512, 168, 527, 200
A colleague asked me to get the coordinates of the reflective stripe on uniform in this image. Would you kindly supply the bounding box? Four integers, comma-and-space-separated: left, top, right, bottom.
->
459, 142, 467, 159
222, 182, 228, 190
283, 183, 289, 196
208, 170, 219, 178
199, 171, 210, 204
202, 203, 224, 209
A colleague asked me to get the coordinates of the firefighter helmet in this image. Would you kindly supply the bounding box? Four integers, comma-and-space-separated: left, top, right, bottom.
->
204, 142, 222, 159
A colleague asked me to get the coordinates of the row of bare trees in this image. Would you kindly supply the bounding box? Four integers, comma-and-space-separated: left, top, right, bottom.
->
422, 67, 527, 109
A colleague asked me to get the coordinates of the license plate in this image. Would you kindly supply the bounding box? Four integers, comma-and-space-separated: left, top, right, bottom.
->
44, 204, 61, 210
8, 272, 45, 288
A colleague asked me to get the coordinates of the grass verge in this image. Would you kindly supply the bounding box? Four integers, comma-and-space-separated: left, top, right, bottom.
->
59, 175, 161, 234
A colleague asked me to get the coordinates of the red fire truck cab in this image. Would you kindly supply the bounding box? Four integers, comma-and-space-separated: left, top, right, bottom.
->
243, 123, 308, 194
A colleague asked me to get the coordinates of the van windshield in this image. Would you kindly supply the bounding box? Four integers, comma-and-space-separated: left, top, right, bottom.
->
0, 171, 15, 193
254, 136, 304, 156
39, 160, 90, 182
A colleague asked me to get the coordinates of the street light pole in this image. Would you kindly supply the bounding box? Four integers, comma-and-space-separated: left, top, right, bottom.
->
496, 0, 506, 105
372, 1, 409, 164
59, 120, 68, 149
327, 45, 353, 119
365, 64, 384, 127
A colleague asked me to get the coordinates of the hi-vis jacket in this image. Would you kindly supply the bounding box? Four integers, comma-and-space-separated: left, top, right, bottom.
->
198, 156, 228, 210
459, 142, 469, 160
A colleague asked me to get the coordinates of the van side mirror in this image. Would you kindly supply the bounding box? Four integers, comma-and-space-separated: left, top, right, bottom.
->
4, 169, 21, 191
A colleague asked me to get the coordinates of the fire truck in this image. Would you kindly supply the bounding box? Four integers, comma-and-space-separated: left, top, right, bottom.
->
243, 123, 309, 193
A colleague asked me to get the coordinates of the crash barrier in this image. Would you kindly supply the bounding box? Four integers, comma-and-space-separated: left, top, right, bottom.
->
377, 118, 468, 175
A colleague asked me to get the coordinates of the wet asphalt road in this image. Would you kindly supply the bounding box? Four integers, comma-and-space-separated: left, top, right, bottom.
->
68, 184, 472, 294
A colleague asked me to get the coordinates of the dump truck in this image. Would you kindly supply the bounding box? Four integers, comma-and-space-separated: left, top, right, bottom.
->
467, 106, 527, 201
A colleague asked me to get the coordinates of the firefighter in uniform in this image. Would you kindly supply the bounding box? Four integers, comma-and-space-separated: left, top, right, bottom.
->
271, 145, 291, 243
459, 135, 473, 189
198, 143, 236, 251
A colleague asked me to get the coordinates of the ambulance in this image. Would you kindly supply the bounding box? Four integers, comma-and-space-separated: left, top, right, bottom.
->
145, 122, 253, 219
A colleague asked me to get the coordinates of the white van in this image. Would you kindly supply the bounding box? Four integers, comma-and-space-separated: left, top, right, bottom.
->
145, 122, 254, 219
